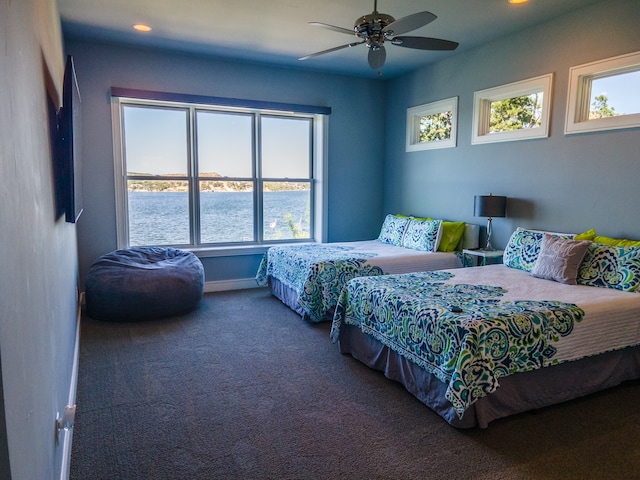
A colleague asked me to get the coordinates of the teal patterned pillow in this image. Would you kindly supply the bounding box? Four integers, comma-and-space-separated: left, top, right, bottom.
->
402, 219, 442, 252
378, 214, 410, 246
504, 228, 574, 272
577, 243, 640, 292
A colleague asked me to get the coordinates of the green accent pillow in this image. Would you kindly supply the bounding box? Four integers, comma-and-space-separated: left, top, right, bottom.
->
575, 229, 596, 241
592, 235, 640, 247
438, 221, 466, 252
395, 213, 430, 221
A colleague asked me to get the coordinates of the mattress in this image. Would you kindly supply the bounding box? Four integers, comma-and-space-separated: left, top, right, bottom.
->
427, 264, 640, 362
256, 240, 464, 322
331, 264, 640, 422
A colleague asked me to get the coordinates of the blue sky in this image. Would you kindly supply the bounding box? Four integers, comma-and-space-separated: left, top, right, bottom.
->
123, 106, 310, 177
590, 70, 640, 115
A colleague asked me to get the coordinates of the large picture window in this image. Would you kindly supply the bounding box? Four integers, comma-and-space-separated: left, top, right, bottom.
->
112, 91, 328, 251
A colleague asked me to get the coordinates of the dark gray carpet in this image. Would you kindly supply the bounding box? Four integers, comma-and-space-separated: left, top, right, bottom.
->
70, 287, 640, 480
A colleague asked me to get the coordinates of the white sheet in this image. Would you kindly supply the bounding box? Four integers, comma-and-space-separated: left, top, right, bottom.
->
438, 264, 640, 363
333, 240, 463, 273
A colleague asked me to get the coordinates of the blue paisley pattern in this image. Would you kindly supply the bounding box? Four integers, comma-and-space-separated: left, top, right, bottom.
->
378, 215, 411, 246
504, 228, 573, 272
402, 219, 442, 252
256, 244, 384, 322
330, 271, 584, 417
578, 243, 640, 292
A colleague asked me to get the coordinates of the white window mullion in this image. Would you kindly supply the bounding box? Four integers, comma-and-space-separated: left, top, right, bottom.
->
254, 113, 263, 243
190, 106, 200, 246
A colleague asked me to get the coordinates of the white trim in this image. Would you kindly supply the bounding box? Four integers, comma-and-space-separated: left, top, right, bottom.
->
111, 96, 327, 249
315, 115, 329, 243
204, 278, 261, 293
111, 97, 128, 249
406, 97, 458, 151
472, 73, 553, 145
565, 50, 640, 135
58, 296, 82, 480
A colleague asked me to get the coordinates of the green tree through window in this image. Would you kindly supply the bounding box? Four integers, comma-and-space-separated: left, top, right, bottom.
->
419, 111, 452, 143
589, 94, 617, 119
489, 93, 543, 132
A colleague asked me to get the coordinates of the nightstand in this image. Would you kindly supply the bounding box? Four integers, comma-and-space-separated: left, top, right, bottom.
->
462, 249, 504, 267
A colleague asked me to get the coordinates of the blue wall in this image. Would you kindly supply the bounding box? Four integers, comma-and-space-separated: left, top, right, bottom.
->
68, 0, 640, 290
383, 0, 640, 249
1, 0, 80, 477
65, 40, 386, 287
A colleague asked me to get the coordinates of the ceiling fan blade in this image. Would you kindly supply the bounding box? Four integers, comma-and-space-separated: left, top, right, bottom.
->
308, 22, 356, 36
391, 36, 459, 51
299, 41, 364, 61
382, 11, 436, 36
368, 46, 386, 69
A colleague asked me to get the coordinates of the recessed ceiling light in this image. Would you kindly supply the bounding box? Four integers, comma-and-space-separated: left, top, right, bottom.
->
509, 0, 529, 4
133, 24, 152, 32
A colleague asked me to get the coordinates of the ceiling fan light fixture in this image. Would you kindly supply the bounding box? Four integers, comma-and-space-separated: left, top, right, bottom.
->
300, 1, 458, 70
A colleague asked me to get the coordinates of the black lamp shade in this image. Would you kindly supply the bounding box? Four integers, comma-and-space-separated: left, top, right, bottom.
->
474, 195, 507, 218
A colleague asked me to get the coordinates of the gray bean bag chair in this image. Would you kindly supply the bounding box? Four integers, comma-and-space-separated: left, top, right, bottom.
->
85, 247, 204, 321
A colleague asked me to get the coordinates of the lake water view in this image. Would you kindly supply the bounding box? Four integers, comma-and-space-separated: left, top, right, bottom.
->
128, 190, 310, 246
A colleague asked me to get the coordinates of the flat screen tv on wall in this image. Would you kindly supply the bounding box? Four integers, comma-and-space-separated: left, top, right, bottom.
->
57, 55, 83, 223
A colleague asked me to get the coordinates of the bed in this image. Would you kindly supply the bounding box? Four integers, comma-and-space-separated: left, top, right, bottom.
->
256, 215, 479, 322
330, 227, 640, 428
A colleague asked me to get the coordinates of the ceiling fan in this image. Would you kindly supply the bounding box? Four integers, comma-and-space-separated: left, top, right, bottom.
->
299, 0, 459, 70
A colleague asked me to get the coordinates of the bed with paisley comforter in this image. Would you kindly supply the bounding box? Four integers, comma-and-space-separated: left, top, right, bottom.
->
331, 228, 640, 428
256, 217, 479, 323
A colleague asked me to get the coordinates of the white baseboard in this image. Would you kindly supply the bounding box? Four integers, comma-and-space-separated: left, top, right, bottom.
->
59, 296, 81, 480
203, 277, 261, 293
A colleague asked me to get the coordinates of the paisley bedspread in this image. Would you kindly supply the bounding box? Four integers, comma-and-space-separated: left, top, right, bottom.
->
330, 271, 584, 417
256, 244, 384, 323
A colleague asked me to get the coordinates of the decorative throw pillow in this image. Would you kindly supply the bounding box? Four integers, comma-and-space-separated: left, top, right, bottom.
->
530, 234, 591, 285
437, 221, 466, 252
577, 243, 640, 292
503, 228, 574, 272
575, 229, 597, 241
395, 213, 430, 221
592, 235, 640, 247
402, 219, 443, 252
378, 214, 411, 246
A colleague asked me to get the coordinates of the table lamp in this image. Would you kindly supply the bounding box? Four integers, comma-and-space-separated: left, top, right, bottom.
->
474, 194, 507, 251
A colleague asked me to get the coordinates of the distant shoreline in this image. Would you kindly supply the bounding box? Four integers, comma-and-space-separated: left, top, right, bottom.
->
128, 181, 309, 193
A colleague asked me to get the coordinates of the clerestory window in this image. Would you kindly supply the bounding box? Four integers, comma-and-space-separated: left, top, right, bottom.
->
565, 51, 640, 134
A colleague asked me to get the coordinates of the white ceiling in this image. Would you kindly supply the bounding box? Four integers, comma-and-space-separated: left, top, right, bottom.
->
58, 0, 602, 78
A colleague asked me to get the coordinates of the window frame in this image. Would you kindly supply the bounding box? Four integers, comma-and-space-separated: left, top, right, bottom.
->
565, 50, 640, 135
111, 95, 328, 255
406, 97, 458, 152
471, 73, 554, 145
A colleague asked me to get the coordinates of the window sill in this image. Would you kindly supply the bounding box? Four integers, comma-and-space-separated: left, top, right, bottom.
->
187, 241, 316, 259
